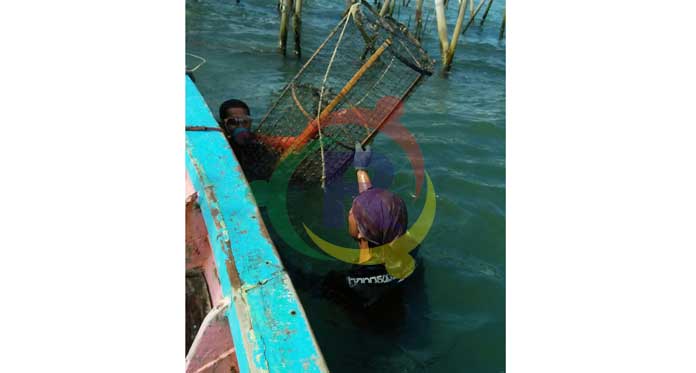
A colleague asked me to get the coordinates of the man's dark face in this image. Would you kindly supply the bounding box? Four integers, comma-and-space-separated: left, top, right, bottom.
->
223, 107, 252, 130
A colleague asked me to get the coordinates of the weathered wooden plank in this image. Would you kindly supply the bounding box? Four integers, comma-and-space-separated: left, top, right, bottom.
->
185, 76, 329, 373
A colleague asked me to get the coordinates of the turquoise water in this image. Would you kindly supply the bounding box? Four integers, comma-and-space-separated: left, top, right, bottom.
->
187, 0, 505, 371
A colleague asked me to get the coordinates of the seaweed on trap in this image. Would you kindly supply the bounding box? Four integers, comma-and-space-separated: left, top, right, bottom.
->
248, 1, 434, 186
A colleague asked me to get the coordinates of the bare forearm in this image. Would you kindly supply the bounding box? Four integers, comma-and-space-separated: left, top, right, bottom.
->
353, 142, 372, 192
357, 169, 372, 193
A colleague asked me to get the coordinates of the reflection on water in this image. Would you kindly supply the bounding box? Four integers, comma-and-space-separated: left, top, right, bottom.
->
187, 0, 505, 371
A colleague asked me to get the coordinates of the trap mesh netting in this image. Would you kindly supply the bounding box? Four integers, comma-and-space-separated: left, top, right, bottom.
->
248, 1, 434, 185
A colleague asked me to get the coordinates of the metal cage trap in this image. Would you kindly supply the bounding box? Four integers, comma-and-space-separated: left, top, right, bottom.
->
249, 1, 434, 186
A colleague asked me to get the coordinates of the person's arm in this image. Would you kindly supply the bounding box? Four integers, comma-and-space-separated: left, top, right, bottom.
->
356, 169, 372, 193
353, 143, 372, 193
255, 133, 296, 151
353, 143, 373, 262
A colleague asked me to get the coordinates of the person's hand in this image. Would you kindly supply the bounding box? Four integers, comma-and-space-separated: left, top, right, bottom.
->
353, 142, 372, 170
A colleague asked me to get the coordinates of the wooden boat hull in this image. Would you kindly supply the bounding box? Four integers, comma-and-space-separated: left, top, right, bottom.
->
185, 75, 329, 373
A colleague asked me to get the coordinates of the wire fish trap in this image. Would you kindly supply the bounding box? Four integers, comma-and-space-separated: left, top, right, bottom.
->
251, 1, 434, 185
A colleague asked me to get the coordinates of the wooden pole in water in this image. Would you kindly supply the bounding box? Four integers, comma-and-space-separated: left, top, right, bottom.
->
499, 7, 505, 40
414, 0, 424, 39
422, 8, 433, 36
293, 0, 303, 57
469, 0, 474, 20
434, 0, 449, 61
443, 0, 468, 69
480, 0, 493, 26
461, 0, 487, 35
278, 0, 291, 55
380, 0, 391, 16
280, 39, 393, 160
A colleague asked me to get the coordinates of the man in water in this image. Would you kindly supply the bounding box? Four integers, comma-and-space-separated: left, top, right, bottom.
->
219, 99, 254, 145
219, 99, 295, 180
327, 143, 417, 306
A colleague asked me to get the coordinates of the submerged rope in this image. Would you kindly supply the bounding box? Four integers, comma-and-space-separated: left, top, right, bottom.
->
186, 53, 207, 72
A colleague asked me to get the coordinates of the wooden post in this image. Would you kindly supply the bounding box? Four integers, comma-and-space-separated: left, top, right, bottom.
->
480, 0, 493, 26
414, 0, 424, 39
499, 7, 505, 40
293, 0, 303, 57
278, 0, 291, 55
461, 0, 487, 35
380, 0, 391, 16
443, 0, 467, 69
434, 0, 449, 60
422, 8, 433, 35
469, 0, 474, 20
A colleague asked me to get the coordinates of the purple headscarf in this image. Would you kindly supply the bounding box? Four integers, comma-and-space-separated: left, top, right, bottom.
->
351, 188, 408, 247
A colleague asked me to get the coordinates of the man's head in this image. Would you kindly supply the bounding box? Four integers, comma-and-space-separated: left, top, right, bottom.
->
219, 99, 252, 131
348, 188, 408, 247
348, 188, 415, 279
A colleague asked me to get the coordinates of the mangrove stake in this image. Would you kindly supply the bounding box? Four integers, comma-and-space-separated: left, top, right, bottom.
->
278, 0, 291, 55
499, 7, 505, 40
293, 0, 303, 57
480, 0, 493, 26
